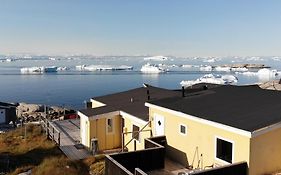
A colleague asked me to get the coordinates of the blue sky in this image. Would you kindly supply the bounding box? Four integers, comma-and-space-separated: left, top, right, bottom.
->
0, 0, 281, 56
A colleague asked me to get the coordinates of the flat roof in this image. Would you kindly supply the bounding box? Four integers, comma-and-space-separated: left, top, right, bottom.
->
79, 85, 182, 121
149, 85, 281, 132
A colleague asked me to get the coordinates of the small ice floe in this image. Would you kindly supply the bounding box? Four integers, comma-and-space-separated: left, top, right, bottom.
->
235, 71, 257, 76
23, 55, 32, 59
272, 56, 281, 61
214, 66, 231, 72
49, 57, 60, 61
57, 66, 69, 71
180, 74, 238, 87
6, 58, 15, 62
143, 56, 168, 61
140, 63, 166, 73
200, 65, 212, 71
246, 56, 264, 61
231, 67, 248, 72
181, 64, 193, 68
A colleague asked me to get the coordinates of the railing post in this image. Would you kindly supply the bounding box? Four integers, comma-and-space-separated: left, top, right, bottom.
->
121, 133, 124, 152
134, 140, 136, 151
58, 132, 60, 146
46, 121, 49, 138
52, 127, 55, 141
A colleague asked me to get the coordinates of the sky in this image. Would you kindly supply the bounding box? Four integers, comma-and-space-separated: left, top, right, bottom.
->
0, 0, 281, 57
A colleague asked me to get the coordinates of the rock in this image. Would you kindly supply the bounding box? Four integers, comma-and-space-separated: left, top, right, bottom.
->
18, 169, 32, 175
17, 103, 44, 113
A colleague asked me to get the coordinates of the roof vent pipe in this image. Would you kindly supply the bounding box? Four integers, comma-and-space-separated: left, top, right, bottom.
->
182, 86, 185, 97
147, 90, 150, 100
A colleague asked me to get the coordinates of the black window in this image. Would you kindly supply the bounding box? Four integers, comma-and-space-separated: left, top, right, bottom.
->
107, 118, 113, 133
216, 138, 233, 163
132, 125, 140, 141
180, 124, 186, 134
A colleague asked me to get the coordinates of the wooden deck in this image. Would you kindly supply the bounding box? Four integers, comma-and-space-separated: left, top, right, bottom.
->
51, 119, 91, 160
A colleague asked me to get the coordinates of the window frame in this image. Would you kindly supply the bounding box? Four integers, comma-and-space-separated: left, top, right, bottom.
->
215, 136, 234, 164
106, 117, 114, 134
132, 124, 141, 142
179, 124, 187, 136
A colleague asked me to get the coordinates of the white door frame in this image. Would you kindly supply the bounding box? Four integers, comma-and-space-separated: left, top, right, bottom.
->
154, 114, 165, 136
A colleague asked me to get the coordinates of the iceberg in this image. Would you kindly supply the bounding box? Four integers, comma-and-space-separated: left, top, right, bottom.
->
20, 66, 58, 74
76, 65, 87, 70
214, 66, 231, 72
83, 65, 133, 71
20, 67, 44, 74
200, 65, 212, 71
236, 68, 279, 78
57, 66, 69, 71
231, 67, 248, 72
140, 63, 166, 73
143, 56, 168, 61
44, 66, 57, 72
203, 58, 216, 63
180, 74, 238, 87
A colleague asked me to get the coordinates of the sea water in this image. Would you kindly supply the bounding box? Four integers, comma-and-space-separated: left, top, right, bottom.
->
0, 56, 280, 109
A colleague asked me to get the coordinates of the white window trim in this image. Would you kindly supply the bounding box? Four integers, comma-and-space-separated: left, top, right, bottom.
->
214, 136, 235, 165
131, 123, 141, 143
179, 124, 187, 136
106, 117, 115, 134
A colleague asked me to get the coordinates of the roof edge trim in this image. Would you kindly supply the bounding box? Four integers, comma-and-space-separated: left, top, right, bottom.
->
252, 121, 281, 137
120, 111, 148, 125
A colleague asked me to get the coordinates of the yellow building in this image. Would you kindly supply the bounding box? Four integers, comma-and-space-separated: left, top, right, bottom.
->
78, 84, 180, 152
145, 85, 281, 175
80, 84, 281, 175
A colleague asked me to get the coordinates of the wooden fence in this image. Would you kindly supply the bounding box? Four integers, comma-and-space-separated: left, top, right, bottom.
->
39, 116, 61, 146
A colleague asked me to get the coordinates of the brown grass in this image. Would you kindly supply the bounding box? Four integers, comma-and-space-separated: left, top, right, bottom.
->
0, 124, 105, 175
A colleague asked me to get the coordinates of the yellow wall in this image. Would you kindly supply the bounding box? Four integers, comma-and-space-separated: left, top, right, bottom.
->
149, 107, 250, 169
249, 127, 281, 175
122, 115, 151, 152
86, 115, 121, 151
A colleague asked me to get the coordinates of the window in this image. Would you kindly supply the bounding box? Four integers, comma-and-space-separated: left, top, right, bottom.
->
132, 124, 140, 141
179, 124, 187, 135
107, 118, 113, 133
216, 138, 233, 163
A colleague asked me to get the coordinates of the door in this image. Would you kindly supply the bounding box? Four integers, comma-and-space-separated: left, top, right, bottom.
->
0, 109, 5, 124
154, 114, 164, 136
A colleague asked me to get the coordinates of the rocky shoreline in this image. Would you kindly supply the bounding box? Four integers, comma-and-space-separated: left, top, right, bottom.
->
16, 103, 76, 123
